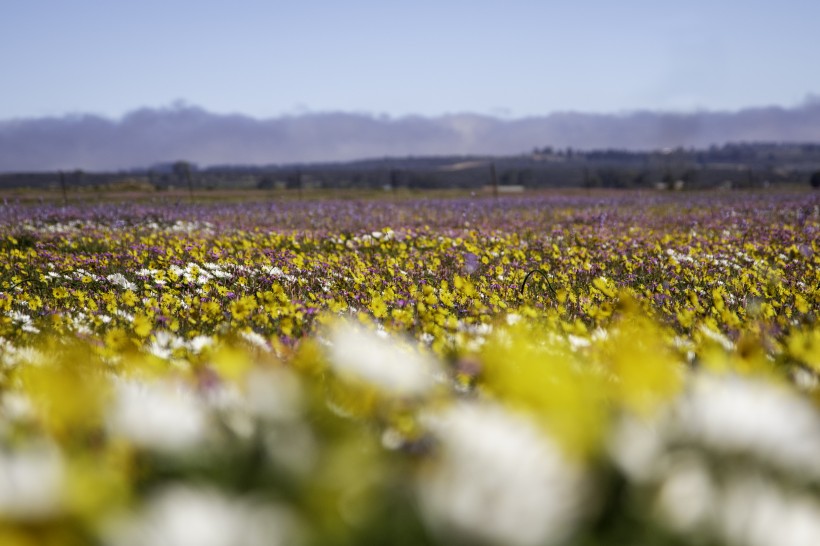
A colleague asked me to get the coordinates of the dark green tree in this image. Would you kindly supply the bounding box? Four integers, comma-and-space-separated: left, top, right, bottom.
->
172, 161, 194, 201
811, 171, 820, 189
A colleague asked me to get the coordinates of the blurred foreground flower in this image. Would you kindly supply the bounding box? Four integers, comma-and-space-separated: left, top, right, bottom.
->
611, 371, 820, 546
417, 402, 587, 546
0, 441, 64, 521
672, 373, 820, 480
107, 379, 209, 454
105, 485, 303, 546
326, 320, 441, 398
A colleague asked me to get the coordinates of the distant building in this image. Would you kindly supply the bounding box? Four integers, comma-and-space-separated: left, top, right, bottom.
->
482, 185, 525, 193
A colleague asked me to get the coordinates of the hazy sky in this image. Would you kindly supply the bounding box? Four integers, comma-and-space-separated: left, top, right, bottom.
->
1, 0, 818, 120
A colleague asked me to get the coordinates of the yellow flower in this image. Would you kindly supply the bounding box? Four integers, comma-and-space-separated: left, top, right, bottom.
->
794, 293, 809, 314
133, 314, 153, 338
787, 328, 820, 372
105, 327, 129, 349
202, 300, 222, 318
229, 295, 257, 321
370, 295, 388, 319
121, 290, 138, 307
52, 286, 69, 299
592, 277, 617, 298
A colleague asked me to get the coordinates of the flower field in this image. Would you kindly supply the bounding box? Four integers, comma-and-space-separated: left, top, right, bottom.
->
1, 190, 819, 546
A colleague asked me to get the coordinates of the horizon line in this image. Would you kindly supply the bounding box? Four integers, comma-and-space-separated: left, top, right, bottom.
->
3, 94, 820, 124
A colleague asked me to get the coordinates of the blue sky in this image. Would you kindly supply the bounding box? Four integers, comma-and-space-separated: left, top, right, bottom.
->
1, 0, 818, 120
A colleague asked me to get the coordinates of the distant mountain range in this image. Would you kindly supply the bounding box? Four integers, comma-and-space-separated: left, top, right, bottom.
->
1, 98, 819, 172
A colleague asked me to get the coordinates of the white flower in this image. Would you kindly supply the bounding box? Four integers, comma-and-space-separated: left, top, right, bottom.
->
612, 372, 820, 544
115, 309, 135, 322
188, 335, 214, 354
259, 265, 296, 282
698, 324, 735, 351
671, 374, 820, 480
106, 485, 301, 546
417, 402, 585, 546
719, 475, 820, 546
506, 313, 522, 326
184, 262, 213, 285
240, 330, 270, 352
0, 441, 64, 520
0, 343, 46, 368
7, 310, 40, 333
107, 379, 208, 453
147, 330, 187, 360
107, 273, 137, 291
203, 262, 233, 279
608, 414, 665, 483
168, 264, 185, 277
653, 454, 717, 532
567, 334, 591, 350
327, 321, 440, 397
245, 368, 304, 423
1, 392, 35, 422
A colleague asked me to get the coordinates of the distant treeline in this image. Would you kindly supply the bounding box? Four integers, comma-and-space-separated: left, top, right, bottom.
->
3, 142, 820, 192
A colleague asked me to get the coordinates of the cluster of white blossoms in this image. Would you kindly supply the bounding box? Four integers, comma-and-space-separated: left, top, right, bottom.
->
326, 320, 442, 398
107, 378, 210, 454
611, 372, 820, 546
105, 485, 301, 546
324, 321, 588, 546
418, 402, 587, 546
0, 440, 65, 520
